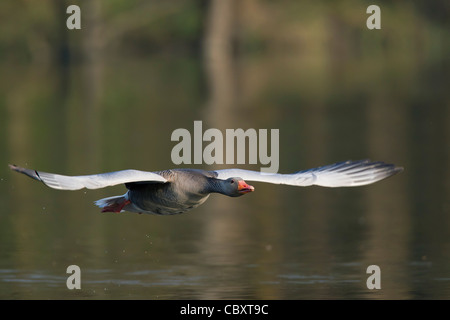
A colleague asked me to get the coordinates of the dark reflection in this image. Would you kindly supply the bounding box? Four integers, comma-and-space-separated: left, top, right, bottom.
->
0, 0, 449, 299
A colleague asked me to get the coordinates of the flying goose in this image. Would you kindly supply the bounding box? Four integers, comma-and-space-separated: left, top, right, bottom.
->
9, 160, 402, 215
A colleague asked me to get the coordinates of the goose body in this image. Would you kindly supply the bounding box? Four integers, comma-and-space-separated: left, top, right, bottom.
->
9, 160, 402, 215
123, 169, 219, 215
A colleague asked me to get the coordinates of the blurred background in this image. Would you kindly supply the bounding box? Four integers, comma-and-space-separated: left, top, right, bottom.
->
0, 0, 449, 299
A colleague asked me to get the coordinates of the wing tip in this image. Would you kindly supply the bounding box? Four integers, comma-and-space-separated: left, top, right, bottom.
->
8, 163, 19, 171
9, 163, 43, 182
310, 159, 403, 187
383, 164, 404, 179
355, 161, 404, 186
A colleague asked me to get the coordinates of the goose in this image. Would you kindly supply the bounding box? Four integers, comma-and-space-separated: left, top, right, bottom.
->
8, 160, 402, 215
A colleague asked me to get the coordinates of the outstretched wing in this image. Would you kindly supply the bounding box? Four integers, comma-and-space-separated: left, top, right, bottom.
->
9, 164, 167, 190
213, 160, 403, 187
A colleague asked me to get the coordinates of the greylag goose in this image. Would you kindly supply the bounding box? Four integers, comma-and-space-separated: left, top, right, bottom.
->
9, 160, 402, 215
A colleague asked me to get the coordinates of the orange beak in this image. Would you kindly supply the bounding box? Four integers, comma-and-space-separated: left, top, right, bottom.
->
238, 180, 255, 194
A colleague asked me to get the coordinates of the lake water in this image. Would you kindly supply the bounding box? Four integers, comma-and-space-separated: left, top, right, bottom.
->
0, 2, 449, 300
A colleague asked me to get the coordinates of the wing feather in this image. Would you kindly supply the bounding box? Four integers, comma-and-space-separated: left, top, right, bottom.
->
9, 164, 167, 190
213, 160, 402, 187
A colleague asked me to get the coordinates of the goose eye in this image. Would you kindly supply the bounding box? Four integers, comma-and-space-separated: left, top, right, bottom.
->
230, 179, 235, 184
